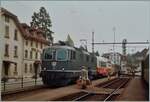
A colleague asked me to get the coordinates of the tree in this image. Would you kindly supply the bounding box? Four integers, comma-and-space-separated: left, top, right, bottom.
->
30, 7, 53, 42
95, 51, 100, 56
126, 54, 139, 76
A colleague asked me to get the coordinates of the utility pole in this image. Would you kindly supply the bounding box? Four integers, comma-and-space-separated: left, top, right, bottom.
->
113, 27, 116, 64
122, 39, 127, 56
92, 31, 94, 54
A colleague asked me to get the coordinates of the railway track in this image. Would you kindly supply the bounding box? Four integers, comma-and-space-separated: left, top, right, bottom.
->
54, 78, 130, 101
3, 77, 124, 101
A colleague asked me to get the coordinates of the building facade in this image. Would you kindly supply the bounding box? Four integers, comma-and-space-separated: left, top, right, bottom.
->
21, 23, 49, 78
102, 52, 122, 66
0, 8, 50, 80
1, 8, 24, 79
102, 52, 122, 73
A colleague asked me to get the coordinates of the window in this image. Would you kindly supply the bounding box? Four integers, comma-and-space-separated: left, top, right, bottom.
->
73, 51, 76, 59
35, 52, 38, 59
71, 51, 76, 60
14, 63, 18, 75
25, 50, 28, 58
25, 63, 27, 73
57, 49, 67, 61
98, 61, 101, 67
26, 40, 28, 46
91, 57, 94, 62
80, 53, 83, 61
4, 44, 9, 57
5, 16, 9, 23
41, 43, 43, 49
31, 41, 33, 47
71, 51, 73, 59
30, 51, 33, 59
36, 42, 38, 48
45, 49, 56, 60
101, 61, 106, 67
40, 53, 42, 59
14, 29, 18, 40
5, 25, 9, 38
30, 64, 32, 73
86, 55, 89, 62
14, 46, 18, 58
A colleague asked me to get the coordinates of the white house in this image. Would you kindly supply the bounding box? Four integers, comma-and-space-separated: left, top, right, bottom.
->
0, 8, 24, 79
0, 8, 50, 81
102, 52, 122, 66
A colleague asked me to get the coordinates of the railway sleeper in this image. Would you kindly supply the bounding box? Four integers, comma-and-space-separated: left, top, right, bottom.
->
53, 90, 122, 101
72, 92, 120, 101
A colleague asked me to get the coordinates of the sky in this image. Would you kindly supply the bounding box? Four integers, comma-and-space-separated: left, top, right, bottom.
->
1, 1, 150, 55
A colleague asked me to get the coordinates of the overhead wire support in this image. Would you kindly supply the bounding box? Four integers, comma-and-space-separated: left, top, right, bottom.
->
113, 27, 116, 65
92, 42, 149, 45
92, 31, 94, 54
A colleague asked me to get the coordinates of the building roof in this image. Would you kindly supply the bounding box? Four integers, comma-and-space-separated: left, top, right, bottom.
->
1, 7, 50, 45
102, 52, 122, 58
21, 23, 50, 45
97, 56, 109, 62
1, 8, 25, 37
141, 48, 148, 57
133, 48, 148, 58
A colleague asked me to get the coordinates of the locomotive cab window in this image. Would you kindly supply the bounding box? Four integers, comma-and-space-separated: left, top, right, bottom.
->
57, 49, 67, 61
91, 57, 94, 63
80, 53, 83, 61
71, 50, 76, 60
101, 61, 106, 67
44, 49, 56, 60
86, 55, 89, 62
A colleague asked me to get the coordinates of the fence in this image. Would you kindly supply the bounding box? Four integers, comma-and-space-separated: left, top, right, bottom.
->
1, 77, 43, 93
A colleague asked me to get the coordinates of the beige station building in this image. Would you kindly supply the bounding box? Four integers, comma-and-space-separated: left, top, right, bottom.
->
21, 23, 49, 78
0, 8, 50, 81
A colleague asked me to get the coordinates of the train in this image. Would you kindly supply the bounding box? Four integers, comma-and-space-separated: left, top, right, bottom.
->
96, 56, 114, 76
141, 51, 149, 85
40, 43, 115, 86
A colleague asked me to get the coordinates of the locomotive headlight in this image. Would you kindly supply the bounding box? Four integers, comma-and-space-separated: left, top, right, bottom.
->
52, 61, 57, 67
52, 61, 57, 69
62, 68, 64, 71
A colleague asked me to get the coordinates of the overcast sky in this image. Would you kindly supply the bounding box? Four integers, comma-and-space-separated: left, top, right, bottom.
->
1, 1, 150, 55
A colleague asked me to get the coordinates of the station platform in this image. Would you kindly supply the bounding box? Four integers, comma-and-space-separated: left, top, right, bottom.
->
117, 77, 149, 101
2, 77, 113, 101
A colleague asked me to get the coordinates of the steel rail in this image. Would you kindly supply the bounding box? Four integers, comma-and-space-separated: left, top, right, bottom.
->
73, 92, 92, 101
101, 78, 121, 88
72, 78, 128, 101
72, 78, 130, 101
104, 78, 130, 101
